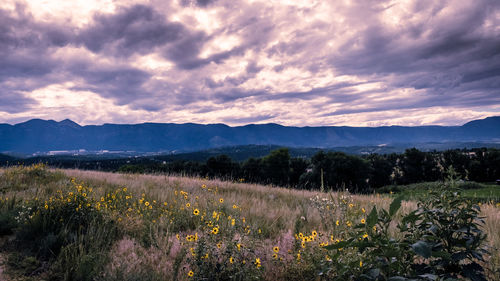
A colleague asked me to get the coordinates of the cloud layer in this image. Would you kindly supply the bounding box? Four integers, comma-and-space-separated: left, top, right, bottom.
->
0, 0, 499, 126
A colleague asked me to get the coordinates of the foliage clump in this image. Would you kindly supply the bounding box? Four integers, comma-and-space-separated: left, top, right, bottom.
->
324, 188, 489, 281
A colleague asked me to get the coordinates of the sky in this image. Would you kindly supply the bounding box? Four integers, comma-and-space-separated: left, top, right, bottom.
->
0, 0, 499, 127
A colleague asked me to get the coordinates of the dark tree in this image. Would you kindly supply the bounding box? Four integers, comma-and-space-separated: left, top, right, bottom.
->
241, 157, 262, 183
441, 150, 470, 180
401, 148, 426, 184
367, 154, 393, 188
206, 155, 236, 179
310, 151, 371, 192
261, 148, 290, 186
290, 157, 308, 187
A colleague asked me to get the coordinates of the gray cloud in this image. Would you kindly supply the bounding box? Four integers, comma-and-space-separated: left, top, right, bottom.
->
0, 6, 58, 80
222, 114, 276, 124
180, 0, 218, 8
78, 5, 187, 56
68, 62, 153, 105
0, 91, 37, 113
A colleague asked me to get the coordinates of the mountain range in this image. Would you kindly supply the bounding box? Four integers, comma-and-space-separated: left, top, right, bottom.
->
0, 116, 499, 155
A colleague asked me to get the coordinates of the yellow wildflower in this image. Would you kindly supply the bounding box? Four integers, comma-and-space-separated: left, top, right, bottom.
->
212, 227, 219, 235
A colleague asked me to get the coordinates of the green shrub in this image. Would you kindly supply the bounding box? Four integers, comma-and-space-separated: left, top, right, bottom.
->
375, 185, 401, 194
50, 218, 120, 281
0, 196, 18, 235
325, 189, 488, 281
0, 164, 65, 192
9, 181, 121, 280
457, 181, 485, 190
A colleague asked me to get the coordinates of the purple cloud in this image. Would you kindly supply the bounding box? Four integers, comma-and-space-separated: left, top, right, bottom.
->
0, 0, 498, 126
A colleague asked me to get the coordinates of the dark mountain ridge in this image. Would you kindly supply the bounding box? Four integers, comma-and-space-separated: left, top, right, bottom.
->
0, 116, 499, 154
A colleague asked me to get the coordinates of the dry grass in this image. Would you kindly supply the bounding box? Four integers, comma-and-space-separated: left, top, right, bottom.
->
2, 167, 499, 280
62, 169, 331, 232
62, 169, 500, 275
62, 167, 500, 236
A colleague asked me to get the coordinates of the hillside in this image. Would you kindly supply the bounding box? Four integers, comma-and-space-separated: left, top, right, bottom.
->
0, 116, 499, 155
0, 166, 498, 280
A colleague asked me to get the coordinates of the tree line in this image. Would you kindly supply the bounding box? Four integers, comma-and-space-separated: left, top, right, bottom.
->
116, 147, 500, 192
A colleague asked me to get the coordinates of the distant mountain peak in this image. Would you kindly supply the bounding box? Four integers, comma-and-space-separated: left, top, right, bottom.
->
59, 119, 81, 128
16, 119, 57, 127
463, 116, 500, 127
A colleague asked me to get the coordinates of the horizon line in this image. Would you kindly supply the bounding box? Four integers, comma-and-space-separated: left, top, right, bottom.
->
1, 115, 499, 128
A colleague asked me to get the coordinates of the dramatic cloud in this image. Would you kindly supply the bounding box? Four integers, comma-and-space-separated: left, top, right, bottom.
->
0, 0, 499, 126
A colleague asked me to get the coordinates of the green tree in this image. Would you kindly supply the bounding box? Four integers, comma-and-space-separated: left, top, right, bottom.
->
261, 148, 290, 186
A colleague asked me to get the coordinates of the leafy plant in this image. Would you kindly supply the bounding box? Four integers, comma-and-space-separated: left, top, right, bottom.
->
324, 188, 488, 281
401, 189, 488, 281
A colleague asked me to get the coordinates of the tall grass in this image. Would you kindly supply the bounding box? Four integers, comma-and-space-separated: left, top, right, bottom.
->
0, 166, 499, 280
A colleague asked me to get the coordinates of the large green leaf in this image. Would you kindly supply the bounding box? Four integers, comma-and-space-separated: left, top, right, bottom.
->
366, 206, 378, 228
401, 210, 419, 225
411, 241, 432, 258
387, 277, 407, 281
389, 196, 404, 217
324, 241, 349, 250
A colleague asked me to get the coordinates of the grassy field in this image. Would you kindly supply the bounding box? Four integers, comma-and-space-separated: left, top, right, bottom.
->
380, 181, 500, 203
0, 165, 499, 280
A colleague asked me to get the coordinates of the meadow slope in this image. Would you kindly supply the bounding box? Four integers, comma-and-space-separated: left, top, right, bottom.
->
0, 166, 499, 280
